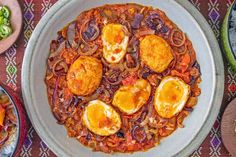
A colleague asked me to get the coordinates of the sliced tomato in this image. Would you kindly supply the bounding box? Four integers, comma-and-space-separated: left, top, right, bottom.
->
179, 53, 190, 73
170, 70, 190, 83
122, 73, 138, 86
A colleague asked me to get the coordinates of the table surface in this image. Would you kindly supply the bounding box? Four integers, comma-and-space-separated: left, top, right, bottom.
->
0, 0, 234, 156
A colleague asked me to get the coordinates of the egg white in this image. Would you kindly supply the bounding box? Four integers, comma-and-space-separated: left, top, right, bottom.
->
154, 76, 190, 118
82, 100, 121, 136
102, 24, 129, 63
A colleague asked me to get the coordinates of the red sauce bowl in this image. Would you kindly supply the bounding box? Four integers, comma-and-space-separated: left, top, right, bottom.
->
0, 82, 26, 157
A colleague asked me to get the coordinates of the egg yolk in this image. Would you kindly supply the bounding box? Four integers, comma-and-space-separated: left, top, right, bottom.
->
102, 24, 125, 45
102, 23, 129, 64
87, 104, 112, 129
154, 76, 190, 118
83, 100, 121, 136
112, 79, 151, 114
159, 81, 184, 104
113, 89, 141, 111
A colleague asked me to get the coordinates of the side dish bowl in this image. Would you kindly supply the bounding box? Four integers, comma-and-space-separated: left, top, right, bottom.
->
22, 0, 224, 157
0, 82, 26, 157
0, 0, 22, 54
222, 1, 236, 71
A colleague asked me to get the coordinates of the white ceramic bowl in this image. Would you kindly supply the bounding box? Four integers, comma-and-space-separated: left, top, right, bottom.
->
22, 0, 224, 157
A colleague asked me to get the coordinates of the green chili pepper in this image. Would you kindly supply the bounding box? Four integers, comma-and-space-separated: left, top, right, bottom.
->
0, 25, 12, 38
1, 6, 10, 18
3, 18, 10, 26
0, 6, 12, 40
0, 16, 3, 25
0, 17, 9, 25
0, 16, 10, 26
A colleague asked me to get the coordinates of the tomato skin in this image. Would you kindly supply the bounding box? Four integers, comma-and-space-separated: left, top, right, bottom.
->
0, 105, 5, 126
122, 73, 138, 86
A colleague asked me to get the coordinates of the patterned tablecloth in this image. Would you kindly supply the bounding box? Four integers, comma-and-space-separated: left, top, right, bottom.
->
0, 0, 234, 156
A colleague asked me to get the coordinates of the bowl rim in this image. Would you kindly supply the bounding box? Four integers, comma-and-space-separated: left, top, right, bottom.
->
0, 86, 20, 157
21, 0, 225, 157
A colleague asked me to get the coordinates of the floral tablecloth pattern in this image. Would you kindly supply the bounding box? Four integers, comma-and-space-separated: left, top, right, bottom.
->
0, 0, 234, 156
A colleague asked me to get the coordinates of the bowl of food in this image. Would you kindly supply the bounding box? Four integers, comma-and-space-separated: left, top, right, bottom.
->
0, 82, 26, 157
0, 0, 22, 54
22, 0, 224, 157
222, 0, 236, 71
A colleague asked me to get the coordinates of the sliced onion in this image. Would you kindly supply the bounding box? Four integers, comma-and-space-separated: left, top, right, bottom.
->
80, 129, 89, 137
147, 74, 161, 87
157, 117, 168, 128
80, 20, 100, 44
131, 125, 147, 143
130, 110, 144, 122
86, 133, 91, 141
173, 43, 187, 55
98, 142, 111, 153
127, 37, 139, 53
131, 13, 144, 29
77, 91, 100, 104
160, 25, 170, 35
138, 66, 151, 79
107, 141, 119, 147
177, 115, 185, 128
48, 43, 67, 74
52, 108, 67, 125
86, 24, 100, 41
124, 54, 140, 72
52, 110, 60, 122
140, 103, 153, 126
52, 77, 60, 106
135, 29, 155, 38
168, 51, 177, 70
52, 59, 68, 76
170, 28, 186, 47
96, 135, 106, 141
46, 72, 54, 81
146, 13, 164, 30
49, 41, 66, 59
0, 129, 8, 145
105, 76, 122, 86
50, 40, 59, 53
105, 70, 123, 86
143, 125, 152, 140
57, 33, 65, 44
148, 117, 158, 128
124, 61, 140, 72
80, 19, 91, 44
67, 22, 76, 47
101, 58, 124, 71
137, 110, 148, 123
122, 25, 131, 37
98, 88, 111, 103
68, 96, 80, 107
78, 44, 98, 56
193, 61, 201, 75
6, 108, 17, 125
184, 107, 194, 112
